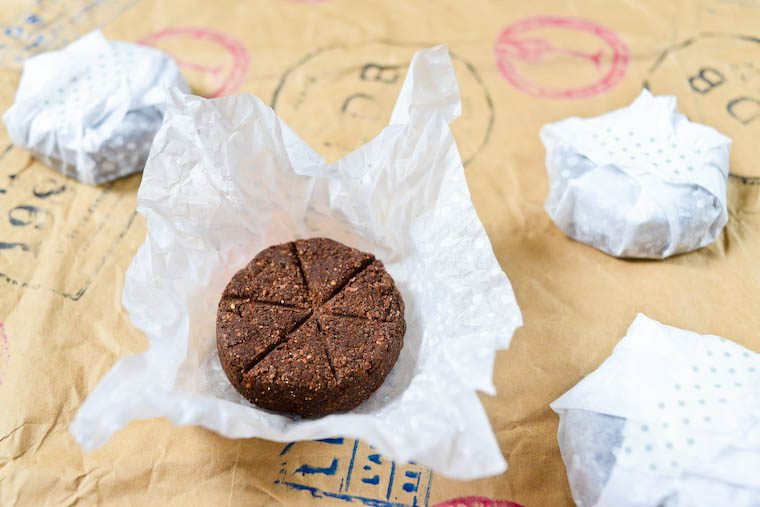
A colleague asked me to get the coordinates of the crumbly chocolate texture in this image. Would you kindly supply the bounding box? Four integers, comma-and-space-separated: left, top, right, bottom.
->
216, 238, 405, 417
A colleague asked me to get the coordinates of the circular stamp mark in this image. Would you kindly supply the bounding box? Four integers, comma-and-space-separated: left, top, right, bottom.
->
139, 27, 250, 98
434, 496, 523, 507
271, 41, 494, 167
494, 15, 629, 99
0, 323, 9, 384
644, 33, 760, 181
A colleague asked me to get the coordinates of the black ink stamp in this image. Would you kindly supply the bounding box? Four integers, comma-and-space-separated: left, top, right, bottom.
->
645, 33, 760, 183
0, 151, 138, 300
272, 41, 494, 167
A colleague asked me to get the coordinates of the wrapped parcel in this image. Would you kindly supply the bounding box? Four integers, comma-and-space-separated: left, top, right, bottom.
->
552, 314, 760, 506
541, 90, 731, 258
70, 46, 522, 479
3, 30, 187, 184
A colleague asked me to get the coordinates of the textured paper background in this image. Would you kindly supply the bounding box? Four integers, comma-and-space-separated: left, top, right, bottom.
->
1, 0, 759, 505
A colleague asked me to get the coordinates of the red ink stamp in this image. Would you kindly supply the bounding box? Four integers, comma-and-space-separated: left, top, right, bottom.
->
434, 496, 523, 507
0, 323, 9, 384
494, 15, 628, 99
139, 27, 250, 98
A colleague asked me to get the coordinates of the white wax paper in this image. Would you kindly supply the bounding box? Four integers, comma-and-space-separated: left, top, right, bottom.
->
541, 90, 731, 259
552, 314, 760, 506
70, 46, 522, 479
2, 30, 187, 184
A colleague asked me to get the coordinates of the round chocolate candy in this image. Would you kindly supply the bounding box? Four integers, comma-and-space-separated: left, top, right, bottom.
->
216, 238, 405, 417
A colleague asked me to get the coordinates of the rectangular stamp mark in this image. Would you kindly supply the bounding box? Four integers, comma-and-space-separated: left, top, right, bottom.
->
276, 438, 433, 507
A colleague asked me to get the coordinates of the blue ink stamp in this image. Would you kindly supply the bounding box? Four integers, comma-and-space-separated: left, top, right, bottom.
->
276, 438, 433, 507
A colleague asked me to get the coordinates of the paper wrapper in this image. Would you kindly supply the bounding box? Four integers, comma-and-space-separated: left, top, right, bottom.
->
70, 46, 522, 480
552, 314, 760, 506
2, 30, 188, 184
541, 90, 731, 258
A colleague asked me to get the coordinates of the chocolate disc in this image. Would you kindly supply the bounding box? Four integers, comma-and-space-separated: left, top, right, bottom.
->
216, 238, 405, 417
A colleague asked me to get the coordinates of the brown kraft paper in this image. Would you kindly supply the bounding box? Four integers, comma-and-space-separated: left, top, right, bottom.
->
1, 0, 758, 505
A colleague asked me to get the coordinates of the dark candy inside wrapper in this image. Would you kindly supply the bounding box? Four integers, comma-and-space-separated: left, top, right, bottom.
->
34, 108, 163, 184
2, 30, 188, 185
552, 315, 760, 506
541, 90, 731, 259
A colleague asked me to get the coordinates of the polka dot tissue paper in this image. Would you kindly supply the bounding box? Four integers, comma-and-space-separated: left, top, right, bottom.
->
552, 314, 760, 507
541, 90, 732, 259
3, 30, 188, 185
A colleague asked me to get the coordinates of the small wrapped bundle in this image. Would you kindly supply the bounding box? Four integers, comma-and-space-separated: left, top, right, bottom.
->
541, 90, 731, 258
552, 314, 760, 507
3, 30, 188, 185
